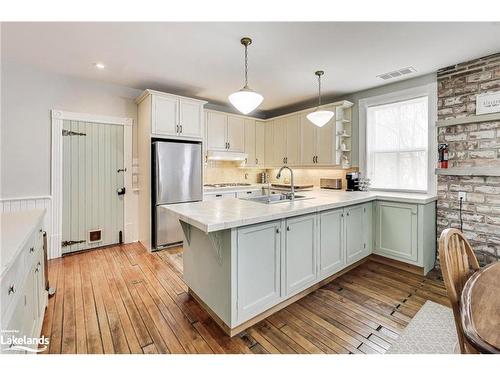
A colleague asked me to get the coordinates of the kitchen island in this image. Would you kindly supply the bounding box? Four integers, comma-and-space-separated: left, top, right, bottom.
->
163, 189, 437, 336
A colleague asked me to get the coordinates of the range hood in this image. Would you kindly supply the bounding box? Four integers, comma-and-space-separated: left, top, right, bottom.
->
206, 150, 248, 161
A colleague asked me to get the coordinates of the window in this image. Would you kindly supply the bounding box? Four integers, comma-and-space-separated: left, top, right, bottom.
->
366, 96, 428, 192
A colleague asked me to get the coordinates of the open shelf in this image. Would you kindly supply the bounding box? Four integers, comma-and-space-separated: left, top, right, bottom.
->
435, 112, 500, 127
435, 167, 500, 176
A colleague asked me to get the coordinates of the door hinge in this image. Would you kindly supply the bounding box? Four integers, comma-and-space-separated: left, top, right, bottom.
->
62, 240, 85, 247
62, 129, 86, 137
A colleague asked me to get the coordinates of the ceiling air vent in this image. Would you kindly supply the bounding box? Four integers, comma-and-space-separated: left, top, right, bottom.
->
377, 66, 417, 80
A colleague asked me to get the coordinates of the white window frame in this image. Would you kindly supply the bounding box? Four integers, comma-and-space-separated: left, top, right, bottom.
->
359, 83, 437, 194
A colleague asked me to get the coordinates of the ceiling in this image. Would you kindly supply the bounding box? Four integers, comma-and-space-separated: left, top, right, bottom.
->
3, 22, 500, 114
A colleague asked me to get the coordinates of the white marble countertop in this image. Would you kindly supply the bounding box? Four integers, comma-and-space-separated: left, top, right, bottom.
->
1, 209, 45, 278
162, 189, 437, 233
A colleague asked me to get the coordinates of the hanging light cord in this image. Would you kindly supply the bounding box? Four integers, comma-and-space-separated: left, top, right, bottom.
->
244, 43, 248, 87
317, 74, 322, 105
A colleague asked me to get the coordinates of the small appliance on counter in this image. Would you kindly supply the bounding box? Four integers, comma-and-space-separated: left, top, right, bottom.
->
346, 172, 360, 191
320, 178, 342, 190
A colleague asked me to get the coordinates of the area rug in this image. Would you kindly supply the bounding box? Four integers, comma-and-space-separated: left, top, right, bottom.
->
386, 300, 458, 354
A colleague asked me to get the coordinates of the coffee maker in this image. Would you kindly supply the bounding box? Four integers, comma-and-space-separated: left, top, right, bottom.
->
346, 172, 360, 191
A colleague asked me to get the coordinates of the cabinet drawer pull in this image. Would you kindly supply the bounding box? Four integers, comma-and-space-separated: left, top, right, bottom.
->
246, 191, 252, 194
215, 194, 222, 197
255, 158, 258, 164
8, 284, 15, 295
179, 125, 182, 133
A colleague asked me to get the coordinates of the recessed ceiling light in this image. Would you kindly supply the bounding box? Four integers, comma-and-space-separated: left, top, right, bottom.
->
94, 63, 106, 70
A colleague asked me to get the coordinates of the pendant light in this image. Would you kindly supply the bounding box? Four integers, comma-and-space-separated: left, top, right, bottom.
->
228, 37, 263, 115
307, 70, 334, 127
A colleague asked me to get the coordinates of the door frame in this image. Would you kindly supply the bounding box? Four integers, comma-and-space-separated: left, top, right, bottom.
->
51, 109, 134, 258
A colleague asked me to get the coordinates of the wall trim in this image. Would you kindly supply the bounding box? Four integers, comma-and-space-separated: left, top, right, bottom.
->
51, 110, 135, 259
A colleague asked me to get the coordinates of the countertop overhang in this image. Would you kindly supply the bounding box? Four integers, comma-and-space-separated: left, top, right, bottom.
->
162, 189, 437, 233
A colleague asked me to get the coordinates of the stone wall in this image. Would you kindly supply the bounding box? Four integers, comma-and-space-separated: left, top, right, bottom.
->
437, 53, 500, 264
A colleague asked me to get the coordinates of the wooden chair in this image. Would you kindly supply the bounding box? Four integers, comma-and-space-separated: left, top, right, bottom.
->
438, 228, 480, 354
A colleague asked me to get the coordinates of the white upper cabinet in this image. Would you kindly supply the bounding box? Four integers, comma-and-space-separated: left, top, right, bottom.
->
300, 111, 316, 165
140, 90, 206, 139
285, 115, 300, 165
244, 119, 256, 165
206, 111, 228, 151
264, 120, 274, 166
227, 116, 245, 152
316, 106, 335, 165
255, 121, 266, 167
152, 95, 178, 136
205, 111, 246, 152
272, 118, 287, 165
179, 98, 204, 138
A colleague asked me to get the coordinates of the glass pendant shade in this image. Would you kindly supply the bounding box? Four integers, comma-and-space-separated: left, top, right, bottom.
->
307, 70, 334, 127
228, 86, 264, 115
229, 37, 263, 114
306, 109, 334, 127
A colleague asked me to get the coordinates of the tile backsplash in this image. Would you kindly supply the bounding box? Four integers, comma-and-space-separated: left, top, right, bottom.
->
204, 160, 357, 188
203, 161, 266, 184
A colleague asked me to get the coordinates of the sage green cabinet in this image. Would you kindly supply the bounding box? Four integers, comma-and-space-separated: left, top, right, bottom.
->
374, 201, 418, 262
345, 203, 372, 265
319, 208, 345, 278
236, 221, 282, 322
284, 213, 317, 295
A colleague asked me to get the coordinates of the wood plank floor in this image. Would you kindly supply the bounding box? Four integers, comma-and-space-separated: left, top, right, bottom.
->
40, 243, 448, 354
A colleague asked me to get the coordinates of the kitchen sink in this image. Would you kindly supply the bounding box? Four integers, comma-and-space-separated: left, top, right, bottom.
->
241, 194, 313, 204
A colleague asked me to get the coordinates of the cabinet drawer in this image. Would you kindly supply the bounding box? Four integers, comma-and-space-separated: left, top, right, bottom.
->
0, 252, 25, 319
23, 230, 39, 269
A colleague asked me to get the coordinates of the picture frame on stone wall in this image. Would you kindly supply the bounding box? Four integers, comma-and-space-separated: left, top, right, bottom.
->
476, 91, 500, 115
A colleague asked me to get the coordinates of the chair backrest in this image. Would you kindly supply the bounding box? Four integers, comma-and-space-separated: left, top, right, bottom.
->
438, 228, 480, 353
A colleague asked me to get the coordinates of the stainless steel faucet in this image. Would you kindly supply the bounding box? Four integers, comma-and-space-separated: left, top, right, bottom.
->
276, 166, 295, 200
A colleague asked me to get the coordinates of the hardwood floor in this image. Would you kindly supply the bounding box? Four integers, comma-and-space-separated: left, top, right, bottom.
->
40, 243, 448, 354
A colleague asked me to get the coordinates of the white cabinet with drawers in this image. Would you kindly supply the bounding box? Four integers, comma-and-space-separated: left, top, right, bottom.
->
1, 209, 47, 354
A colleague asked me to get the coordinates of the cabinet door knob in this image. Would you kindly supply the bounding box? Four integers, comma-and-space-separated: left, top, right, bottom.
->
8, 284, 15, 295
29, 247, 35, 253
346, 212, 350, 216
276, 228, 280, 234
286, 226, 290, 231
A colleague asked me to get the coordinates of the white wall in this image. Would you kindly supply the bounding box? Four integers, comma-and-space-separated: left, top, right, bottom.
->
1, 60, 141, 198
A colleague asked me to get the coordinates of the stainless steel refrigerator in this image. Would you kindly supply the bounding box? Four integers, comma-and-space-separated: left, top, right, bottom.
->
152, 140, 202, 249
